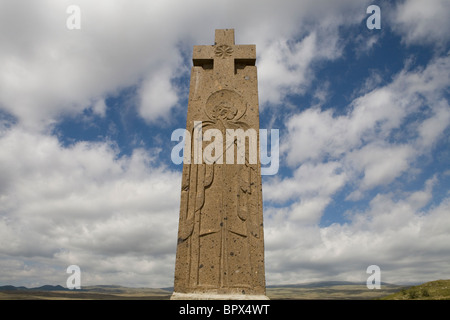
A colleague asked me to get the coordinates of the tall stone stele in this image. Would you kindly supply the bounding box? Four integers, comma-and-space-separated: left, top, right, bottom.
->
171, 29, 268, 300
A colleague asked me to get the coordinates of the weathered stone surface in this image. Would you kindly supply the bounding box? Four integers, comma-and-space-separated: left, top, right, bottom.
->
170, 292, 269, 300
171, 29, 267, 299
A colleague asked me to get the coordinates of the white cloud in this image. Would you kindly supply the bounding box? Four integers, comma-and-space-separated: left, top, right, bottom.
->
263, 52, 450, 284
257, 22, 346, 107
1, 0, 447, 129
346, 142, 415, 198
354, 34, 380, 57
92, 99, 107, 117
416, 100, 450, 149
138, 68, 180, 123
263, 161, 347, 228
257, 33, 318, 106
264, 161, 346, 204
0, 0, 371, 129
283, 55, 450, 191
0, 0, 193, 129
265, 177, 450, 285
391, 0, 450, 47
0, 126, 180, 287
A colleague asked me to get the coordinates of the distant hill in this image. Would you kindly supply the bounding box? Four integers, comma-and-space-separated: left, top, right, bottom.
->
0, 285, 68, 291
30, 285, 68, 291
0, 285, 27, 291
381, 279, 450, 300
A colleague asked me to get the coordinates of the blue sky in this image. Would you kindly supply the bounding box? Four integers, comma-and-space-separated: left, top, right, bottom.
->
0, 0, 449, 288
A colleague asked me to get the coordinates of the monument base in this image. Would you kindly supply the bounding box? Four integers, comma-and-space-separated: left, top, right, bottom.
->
170, 292, 270, 300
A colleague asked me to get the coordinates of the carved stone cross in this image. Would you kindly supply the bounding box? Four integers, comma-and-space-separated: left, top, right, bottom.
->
193, 29, 256, 78
172, 29, 267, 300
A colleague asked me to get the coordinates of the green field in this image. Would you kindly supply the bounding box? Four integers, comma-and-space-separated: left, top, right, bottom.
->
380, 279, 450, 300
266, 282, 405, 300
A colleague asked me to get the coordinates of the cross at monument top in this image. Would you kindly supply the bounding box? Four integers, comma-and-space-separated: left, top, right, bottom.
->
193, 29, 255, 76
214, 29, 235, 46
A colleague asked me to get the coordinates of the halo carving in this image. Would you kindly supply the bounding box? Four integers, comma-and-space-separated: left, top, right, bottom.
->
205, 89, 247, 121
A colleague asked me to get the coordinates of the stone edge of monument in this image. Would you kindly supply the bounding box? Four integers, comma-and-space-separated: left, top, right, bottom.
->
170, 292, 270, 300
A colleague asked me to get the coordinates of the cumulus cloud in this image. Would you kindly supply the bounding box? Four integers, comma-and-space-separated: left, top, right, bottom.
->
255, 0, 366, 107
0, 126, 180, 286
282, 55, 450, 195
138, 67, 180, 123
0, 0, 192, 130
257, 31, 338, 106
0, 0, 371, 129
263, 52, 450, 284
346, 142, 415, 199
265, 177, 450, 285
391, 0, 450, 47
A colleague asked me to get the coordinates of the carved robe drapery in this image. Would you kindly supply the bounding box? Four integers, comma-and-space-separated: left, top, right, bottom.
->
176, 91, 263, 291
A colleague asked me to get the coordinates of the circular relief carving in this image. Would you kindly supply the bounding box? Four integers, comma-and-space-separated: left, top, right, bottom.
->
205, 89, 247, 121
214, 45, 233, 59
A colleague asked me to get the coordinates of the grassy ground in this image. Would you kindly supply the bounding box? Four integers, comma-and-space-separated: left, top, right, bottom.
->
266, 284, 404, 300
380, 279, 450, 300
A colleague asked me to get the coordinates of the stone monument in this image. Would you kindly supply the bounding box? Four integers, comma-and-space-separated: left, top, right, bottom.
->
171, 29, 268, 300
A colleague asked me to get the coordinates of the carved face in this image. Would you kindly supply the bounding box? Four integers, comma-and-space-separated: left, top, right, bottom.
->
211, 101, 238, 121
